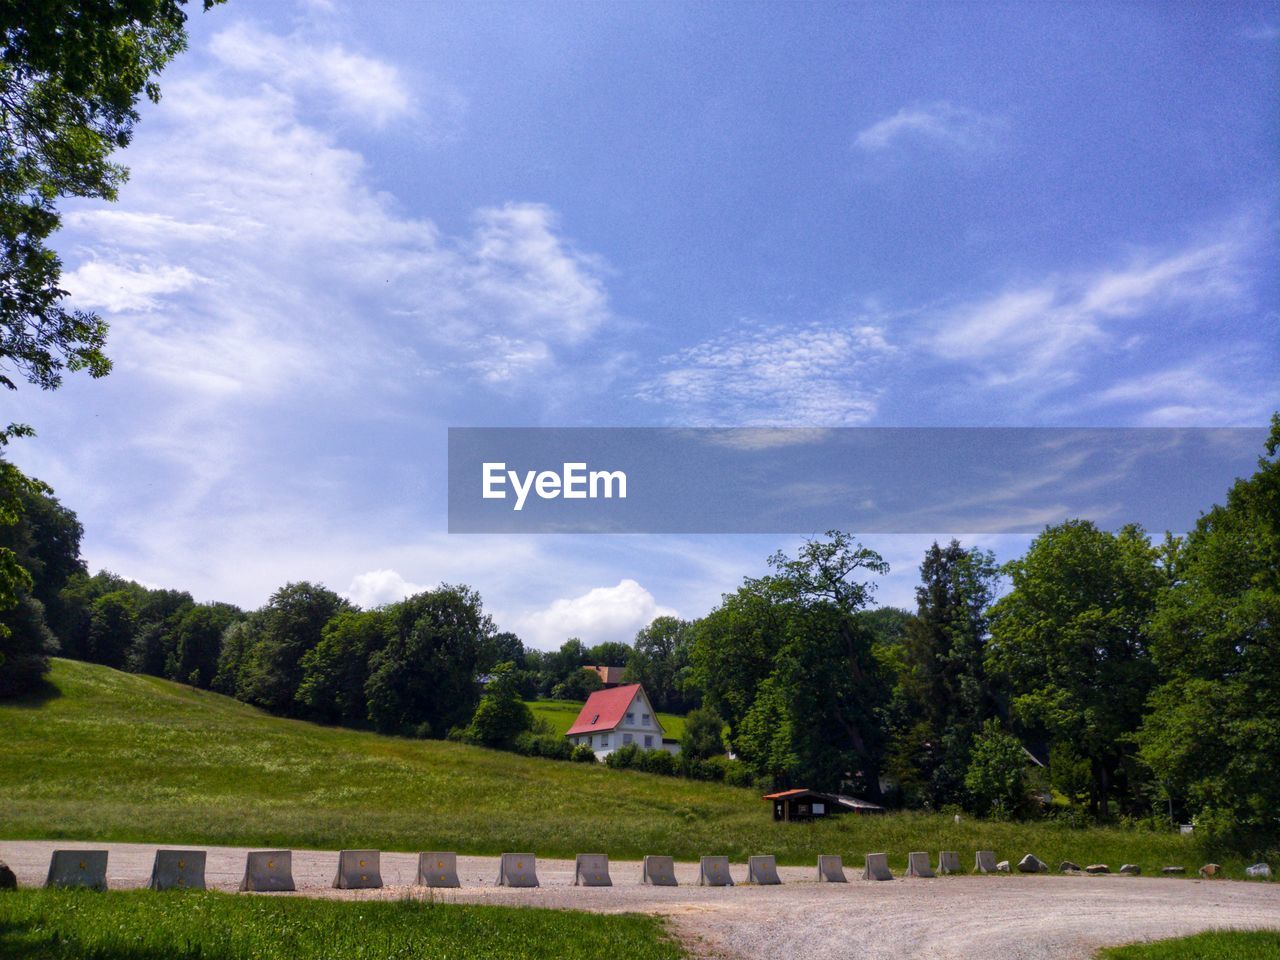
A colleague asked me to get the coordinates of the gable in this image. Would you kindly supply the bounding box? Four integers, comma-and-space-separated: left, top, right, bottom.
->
565, 684, 640, 736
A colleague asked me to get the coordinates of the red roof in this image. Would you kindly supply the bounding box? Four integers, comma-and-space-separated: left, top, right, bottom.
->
566, 683, 642, 736
761, 788, 817, 800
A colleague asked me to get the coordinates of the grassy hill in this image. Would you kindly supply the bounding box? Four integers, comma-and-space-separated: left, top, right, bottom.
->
0, 659, 1247, 875
526, 698, 686, 740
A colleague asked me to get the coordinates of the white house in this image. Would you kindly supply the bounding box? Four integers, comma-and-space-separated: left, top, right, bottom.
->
565, 683, 680, 759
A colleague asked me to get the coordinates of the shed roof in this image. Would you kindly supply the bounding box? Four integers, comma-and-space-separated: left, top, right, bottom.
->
566, 683, 642, 736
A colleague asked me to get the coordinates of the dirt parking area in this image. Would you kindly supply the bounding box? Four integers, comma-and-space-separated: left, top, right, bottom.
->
4, 840, 1278, 959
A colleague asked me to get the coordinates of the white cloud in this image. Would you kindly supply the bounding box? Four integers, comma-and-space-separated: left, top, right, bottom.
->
63, 260, 203, 312
346, 569, 427, 608
516, 578, 677, 649
854, 101, 1006, 153
637, 322, 892, 426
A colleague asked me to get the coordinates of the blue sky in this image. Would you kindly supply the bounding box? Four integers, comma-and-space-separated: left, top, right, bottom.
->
8, 1, 1279, 647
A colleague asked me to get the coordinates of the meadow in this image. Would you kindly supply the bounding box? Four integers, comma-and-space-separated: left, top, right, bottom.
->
0, 660, 1256, 877
525, 697, 686, 739
1097, 931, 1280, 959
0, 889, 684, 960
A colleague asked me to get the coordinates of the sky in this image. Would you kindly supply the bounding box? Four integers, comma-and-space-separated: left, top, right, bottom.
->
7, 1, 1279, 648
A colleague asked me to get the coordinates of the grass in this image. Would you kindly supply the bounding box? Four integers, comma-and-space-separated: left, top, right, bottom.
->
0, 659, 1259, 876
1097, 931, 1280, 959
0, 889, 685, 960
525, 698, 686, 740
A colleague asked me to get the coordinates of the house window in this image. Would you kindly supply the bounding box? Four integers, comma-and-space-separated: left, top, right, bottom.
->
626, 712, 635, 723
590, 714, 599, 725
642, 713, 650, 724
623, 733, 633, 745
601, 735, 609, 747
644, 735, 653, 747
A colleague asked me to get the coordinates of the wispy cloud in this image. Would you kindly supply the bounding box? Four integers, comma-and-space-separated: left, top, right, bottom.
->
637, 322, 892, 425
854, 101, 1007, 154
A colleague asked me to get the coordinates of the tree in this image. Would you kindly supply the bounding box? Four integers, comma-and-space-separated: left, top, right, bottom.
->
167, 602, 239, 688
0, 0, 221, 393
964, 720, 1029, 817
550, 665, 603, 701
680, 705, 725, 760
1135, 416, 1280, 850
987, 520, 1164, 817
364, 584, 493, 737
295, 608, 389, 724
466, 662, 533, 747
477, 630, 525, 674
625, 616, 694, 712
86, 589, 134, 667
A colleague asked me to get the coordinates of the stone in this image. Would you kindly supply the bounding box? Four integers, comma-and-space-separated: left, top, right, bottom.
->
747, 855, 781, 885
996, 860, 1011, 872
149, 850, 206, 891
0, 862, 16, 890
862, 852, 893, 881
239, 851, 294, 892
1119, 864, 1141, 876
496, 853, 539, 888
1246, 863, 1272, 880
333, 850, 382, 890
906, 851, 936, 878
1199, 863, 1221, 878
817, 855, 846, 882
698, 856, 734, 886
1017, 854, 1047, 873
47, 850, 108, 891
1059, 860, 1081, 873
416, 852, 460, 888
574, 854, 612, 887
974, 850, 998, 874
937, 851, 961, 875
1161, 866, 1186, 875
1085, 864, 1110, 874
642, 855, 678, 886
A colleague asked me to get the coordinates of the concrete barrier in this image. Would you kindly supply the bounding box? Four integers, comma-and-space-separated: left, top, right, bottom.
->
333, 850, 382, 889
417, 852, 460, 888
149, 850, 206, 891
642, 855, 678, 886
937, 851, 961, 875
906, 851, 936, 878
817, 855, 847, 882
46, 850, 107, 891
699, 856, 734, 886
497, 853, 539, 887
862, 853, 893, 881
974, 850, 998, 874
574, 854, 612, 887
239, 851, 295, 892
747, 855, 781, 885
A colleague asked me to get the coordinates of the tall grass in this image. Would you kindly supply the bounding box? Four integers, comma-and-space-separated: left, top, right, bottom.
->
0, 889, 685, 960
1097, 931, 1280, 959
0, 660, 1259, 877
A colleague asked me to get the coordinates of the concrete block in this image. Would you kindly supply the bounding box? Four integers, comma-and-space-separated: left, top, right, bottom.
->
817, 855, 846, 882
46, 850, 107, 891
906, 851, 935, 878
642, 855, 678, 886
497, 853, 538, 887
1119, 864, 1141, 876
698, 856, 734, 886
974, 850, 998, 874
417, 852, 460, 888
746, 855, 781, 885
149, 850, 206, 891
862, 852, 893, 881
937, 851, 961, 875
574, 854, 612, 887
239, 851, 295, 892
333, 850, 382, 889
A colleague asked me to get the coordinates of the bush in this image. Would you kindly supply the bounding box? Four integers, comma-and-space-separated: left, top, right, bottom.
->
512, 731, 573, 760
604, 743, 641, 770
638, 748, 675, 776
571, 744, 597, 763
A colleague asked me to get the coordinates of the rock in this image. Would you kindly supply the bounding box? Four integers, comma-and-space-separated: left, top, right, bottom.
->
1162, 866, 1185, 875
0, 861, 16, 890
1245, 863, 1272, 879
1085, 864, 1110, 874
1199, 863, 1220, 878
1017, 854, 1047, 873
1059, 860, 1082, 872
1119, 864, 1141, 875
996, 860, 1011, 873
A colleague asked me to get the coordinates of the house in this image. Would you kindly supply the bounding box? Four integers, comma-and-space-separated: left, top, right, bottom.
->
565, 683, 679, 759
584, 665, 627, 688
761, 788, 886, 822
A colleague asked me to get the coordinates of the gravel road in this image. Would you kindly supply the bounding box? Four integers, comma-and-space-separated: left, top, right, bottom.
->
4, 840, 1278, 959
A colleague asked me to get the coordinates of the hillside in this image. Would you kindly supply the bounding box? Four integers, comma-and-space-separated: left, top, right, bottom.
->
0, 660, 1229, 873
526, 698, 687, 740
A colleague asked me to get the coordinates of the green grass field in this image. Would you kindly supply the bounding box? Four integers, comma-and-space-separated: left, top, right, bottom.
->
0, 889, 684, 960
1097, 931, 1280, 959
0, 659, 1256, 876
525, 698, 686, 740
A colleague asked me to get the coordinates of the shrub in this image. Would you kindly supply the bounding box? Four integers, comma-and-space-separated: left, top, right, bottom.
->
571, 744, 597, 763
604, 743, 641, 770
638, 748, 675, 776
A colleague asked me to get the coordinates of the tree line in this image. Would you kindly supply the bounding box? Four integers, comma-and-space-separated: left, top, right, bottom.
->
1, 418, 1277, 855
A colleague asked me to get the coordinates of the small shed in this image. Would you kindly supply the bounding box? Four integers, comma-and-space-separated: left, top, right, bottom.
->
762, 788, 885, 822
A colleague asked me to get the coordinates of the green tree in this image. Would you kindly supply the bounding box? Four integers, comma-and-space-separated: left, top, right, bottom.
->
166, 602, 239, 688
86, 589, 134, 668
987, 520, 1164, 817
964, 719, 1029, 817
625, 616, 694, 712
0, 0, 221, 393
466, 661, 533, 747
295, 608, 389, 724
679, 705, 725, 760
550, 665, 603, 701
1135, 416, 1280, 850
586, 640, 631, 666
